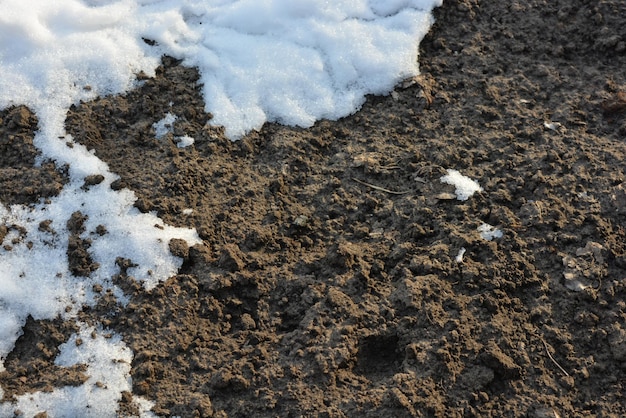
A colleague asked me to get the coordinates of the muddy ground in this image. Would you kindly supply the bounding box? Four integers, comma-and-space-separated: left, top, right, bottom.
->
1, 0, 626, 416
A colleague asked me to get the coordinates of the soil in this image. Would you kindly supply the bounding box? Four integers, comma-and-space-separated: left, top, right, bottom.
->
2, 0, 626, 416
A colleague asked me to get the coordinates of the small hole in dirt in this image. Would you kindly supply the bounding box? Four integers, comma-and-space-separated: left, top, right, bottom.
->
355, 334, 402, 379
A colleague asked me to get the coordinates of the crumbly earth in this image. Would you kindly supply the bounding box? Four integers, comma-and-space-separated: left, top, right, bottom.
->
2, 0, 626, 416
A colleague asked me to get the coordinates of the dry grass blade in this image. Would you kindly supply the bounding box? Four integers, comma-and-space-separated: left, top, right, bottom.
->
351, 177, 410, 195
541, 338, 570, 377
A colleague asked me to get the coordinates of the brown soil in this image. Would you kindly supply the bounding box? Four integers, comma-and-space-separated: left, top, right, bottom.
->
2, 0, 626, 416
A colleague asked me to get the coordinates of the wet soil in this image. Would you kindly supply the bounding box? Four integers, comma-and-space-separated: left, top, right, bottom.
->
2, 0, 626, 416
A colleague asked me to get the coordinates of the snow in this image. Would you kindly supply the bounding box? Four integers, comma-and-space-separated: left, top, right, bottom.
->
0, 326, 156, 418
478, 223, 503, 241
455, 247, 466, 263
153, 112, 178, 139
440, 169, 483, 201
152, 112, 195, 146
0, 0, 441, 415
176, 135, 195, 148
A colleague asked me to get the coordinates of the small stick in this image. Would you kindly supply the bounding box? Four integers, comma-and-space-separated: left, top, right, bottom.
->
541, 338, 570, 377
351, 177, 410, 195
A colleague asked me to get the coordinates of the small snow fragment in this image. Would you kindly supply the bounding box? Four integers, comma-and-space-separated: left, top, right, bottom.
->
293, 215, 309, 227
176, 135, 195, 148
543, 121, 562, 131
455, 247, 466, 263
153, 113, 177, 139
440, 169, 483, 201
564, 275, 589, 292
478, 223, 503, 241
182, 208, 193, 215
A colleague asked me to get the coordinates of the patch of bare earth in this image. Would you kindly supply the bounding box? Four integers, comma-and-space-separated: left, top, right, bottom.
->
2, 0, 626, 417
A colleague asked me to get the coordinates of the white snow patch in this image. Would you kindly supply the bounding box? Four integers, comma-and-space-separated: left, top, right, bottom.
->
176, 135, 195, 148
455, 247, 466, 263
153, 112, 178, 139
478, 223, 503, 241
0, 326, 156, 417
440, 169, 483, 201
